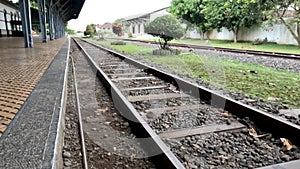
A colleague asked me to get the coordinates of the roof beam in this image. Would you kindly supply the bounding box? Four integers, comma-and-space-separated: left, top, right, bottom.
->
59, 0, 71, 12
63, 13, 73, 21
61, 6, 71, 17
51, 0, 60, 8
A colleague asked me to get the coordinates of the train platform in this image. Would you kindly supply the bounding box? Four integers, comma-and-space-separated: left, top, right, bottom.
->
0, 37, 69, 168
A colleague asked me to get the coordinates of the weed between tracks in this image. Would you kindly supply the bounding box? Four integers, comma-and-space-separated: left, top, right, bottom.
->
91, 39, 300, 108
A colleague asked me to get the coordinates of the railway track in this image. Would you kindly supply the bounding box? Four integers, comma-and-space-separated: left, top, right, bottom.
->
69, 55, 88, 169
115, 38, 300, 60
71, 37, 300, 168
63, 39, 157, 168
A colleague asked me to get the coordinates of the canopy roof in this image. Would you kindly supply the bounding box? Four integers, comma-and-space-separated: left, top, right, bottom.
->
50, 0, 85, 22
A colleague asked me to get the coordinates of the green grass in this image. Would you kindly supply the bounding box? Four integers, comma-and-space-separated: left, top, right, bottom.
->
89, 38, 300, 108
149, 54, 300, 108
171, 39, 300, 55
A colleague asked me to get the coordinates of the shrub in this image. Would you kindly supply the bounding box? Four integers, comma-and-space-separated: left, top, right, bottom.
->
111, 41, 126, 45
153, 49, 181, 56
145, 15, 184, 50
128, 32, 133, 38
252, 38, 268, 45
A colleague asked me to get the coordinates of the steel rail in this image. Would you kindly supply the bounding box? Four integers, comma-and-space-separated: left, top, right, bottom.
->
80, 38, 300, 168
73, 38, 185, 169
82, 37, 300, 168
70, 55, 89, 169
81, 38, 300, 145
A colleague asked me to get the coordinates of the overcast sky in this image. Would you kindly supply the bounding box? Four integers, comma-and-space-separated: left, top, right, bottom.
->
68, 0, 172, 31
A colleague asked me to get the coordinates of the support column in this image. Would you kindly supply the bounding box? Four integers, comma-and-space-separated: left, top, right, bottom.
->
4, 10, 9, 37
19, 0, 33, 48
53, 7, 58, 39
10, 12, 14, 32
58, 18, 61, 38
37, 0, 47, 43
58, 19, 60, 38
48, 0, 54, 40
48, 9, 54, 40
56, 13, 59, 38
60, 18, 63, 37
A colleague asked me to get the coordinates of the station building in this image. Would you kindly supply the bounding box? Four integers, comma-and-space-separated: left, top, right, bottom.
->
0, 0, 21, 37
122, 7, 169, 38
122, 6, 299, 45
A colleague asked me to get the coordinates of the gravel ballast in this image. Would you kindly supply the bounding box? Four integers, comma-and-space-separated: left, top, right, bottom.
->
63, 41, 156, 168
79, 39, 300, 168
112, 40, 300, 125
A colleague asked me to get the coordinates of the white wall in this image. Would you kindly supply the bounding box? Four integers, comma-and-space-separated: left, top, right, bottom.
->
186, 29, 200, 39
189, 23, 298, 45
130, 22, 147, 36
239, 23, 297, 45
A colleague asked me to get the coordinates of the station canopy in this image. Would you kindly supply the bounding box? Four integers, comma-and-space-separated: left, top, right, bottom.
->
36, 0, 85, 22
55, 0, 85, 22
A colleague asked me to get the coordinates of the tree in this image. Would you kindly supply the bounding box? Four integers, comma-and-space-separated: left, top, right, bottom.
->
90, 24, 96, 34
65, 23, 75, 35
84, 24, 95, 37
112, 22, 123, 36
170, 0, 210, 39
30, 1, 38, 9
66, 28, 75, 35
266, 0, 300, 46
203, 0, 264, 43
145, 15, 184, 49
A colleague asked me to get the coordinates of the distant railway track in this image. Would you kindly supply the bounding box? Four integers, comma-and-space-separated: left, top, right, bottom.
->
72, 37, 300, 168
115, 38, 300, 60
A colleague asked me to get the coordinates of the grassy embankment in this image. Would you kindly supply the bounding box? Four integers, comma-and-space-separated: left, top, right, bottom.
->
91, 39, 300, 108
173, 39, 300, 55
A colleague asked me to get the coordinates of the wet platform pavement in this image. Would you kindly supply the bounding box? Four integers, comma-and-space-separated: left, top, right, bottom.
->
0, 37, 67, 135
0, 37, 69, 168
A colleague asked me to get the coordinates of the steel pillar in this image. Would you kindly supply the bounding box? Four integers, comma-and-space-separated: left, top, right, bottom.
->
49, 4, 66, 39
37, 0, 47, 42
19, 0, 33, 48
58, 19, 61, 38
53, 7, 58, 39
58, 18, 61, 38
48, 0, 54, 40
48, 9, 54, 40
60, 18, 63, 37
58, 17, 61, 38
